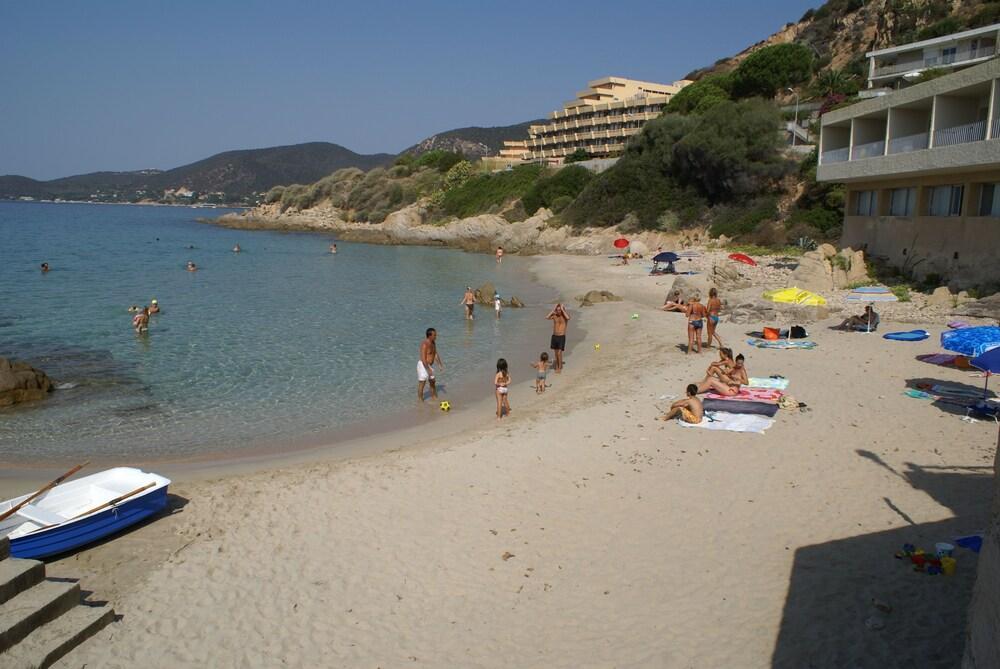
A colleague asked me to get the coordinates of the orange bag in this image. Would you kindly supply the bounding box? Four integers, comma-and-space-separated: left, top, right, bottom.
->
763, 327, 780, 341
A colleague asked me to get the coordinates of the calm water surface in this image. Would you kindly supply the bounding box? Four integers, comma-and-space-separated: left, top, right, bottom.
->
0, 202, 553, 463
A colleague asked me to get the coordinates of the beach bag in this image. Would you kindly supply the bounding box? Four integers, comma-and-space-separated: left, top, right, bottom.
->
763, 327, 780, 341
790, 325, 807, 339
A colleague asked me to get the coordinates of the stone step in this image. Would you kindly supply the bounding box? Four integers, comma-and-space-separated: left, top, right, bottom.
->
0, 559, 45, 605
0, 536, 9, 561
0, 580, 80, 654
2, 603, 114, 669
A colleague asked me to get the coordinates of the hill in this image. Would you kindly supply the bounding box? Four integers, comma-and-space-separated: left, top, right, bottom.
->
402, 120, 543, 159
0, 142, 393, 204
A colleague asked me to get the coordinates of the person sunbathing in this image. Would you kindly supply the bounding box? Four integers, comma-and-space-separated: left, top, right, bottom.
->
706, 348, 735, 379
659, 384, 703, 424
697, 353, 746, 396
837, 305, 878, 331
661, 290, 685, 312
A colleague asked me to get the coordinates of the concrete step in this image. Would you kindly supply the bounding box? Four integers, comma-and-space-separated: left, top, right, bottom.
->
0, 580, 80, 654
2, 603, 114, 669
0, 559, 45, 605
0, 536, 9, 560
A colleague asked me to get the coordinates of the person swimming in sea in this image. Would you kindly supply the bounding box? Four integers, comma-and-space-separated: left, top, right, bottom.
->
40, 262, 50, 272
329, 243, 338, 254
232, 243, 241, 253
149, 299, 160, 314
186, 261, 197, 271
659, 384, 703, 424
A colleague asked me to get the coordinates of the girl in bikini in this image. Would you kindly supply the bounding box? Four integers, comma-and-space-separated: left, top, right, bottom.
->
707, 288, 723, 348
686, 296, 708, 355
494, 358, 511, 420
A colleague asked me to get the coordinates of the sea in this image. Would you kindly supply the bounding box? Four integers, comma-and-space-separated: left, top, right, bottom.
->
0, 202, 554, 464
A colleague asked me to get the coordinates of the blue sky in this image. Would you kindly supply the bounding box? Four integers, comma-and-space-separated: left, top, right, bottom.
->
1, 0, 817, 179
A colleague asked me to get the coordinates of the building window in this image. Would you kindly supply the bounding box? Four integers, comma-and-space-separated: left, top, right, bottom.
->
928, 185, 964, 216
854, 190, 878, 216
978, 183, 1000, 216
941, 46, 957, 64
889, 187, 917, 216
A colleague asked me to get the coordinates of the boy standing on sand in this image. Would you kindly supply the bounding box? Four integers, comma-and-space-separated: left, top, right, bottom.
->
659, 384, 703, 424
546, 303, 570, 373
418, 328, 444, 401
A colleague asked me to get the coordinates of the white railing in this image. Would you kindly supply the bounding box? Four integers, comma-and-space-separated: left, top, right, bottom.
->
851, 140, 886, 160
888, 131, 929, 154
821, 147, 850, 163
872, 45, 996, 78
934, 119, 987, 147
992, 117, 1000, 139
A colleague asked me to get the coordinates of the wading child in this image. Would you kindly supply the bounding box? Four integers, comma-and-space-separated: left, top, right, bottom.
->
495, 358, 511, 419
530, 352, 549, 394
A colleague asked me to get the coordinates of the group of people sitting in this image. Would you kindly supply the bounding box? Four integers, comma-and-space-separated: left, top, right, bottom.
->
659, 347, 748, 425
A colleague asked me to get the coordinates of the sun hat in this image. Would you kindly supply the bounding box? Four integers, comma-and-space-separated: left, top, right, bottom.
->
151, 299, 157, 304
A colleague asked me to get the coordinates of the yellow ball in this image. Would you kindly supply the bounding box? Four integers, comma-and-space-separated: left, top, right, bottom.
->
594, 344, 601, 351
439, 401, 451, 411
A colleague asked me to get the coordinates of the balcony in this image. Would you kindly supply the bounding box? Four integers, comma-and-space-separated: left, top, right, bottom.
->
821, 147, 850, 163
888, 131, 929, 154
872, 45, 996, 78
851, 139, 886, 160
933, 119, 987, 146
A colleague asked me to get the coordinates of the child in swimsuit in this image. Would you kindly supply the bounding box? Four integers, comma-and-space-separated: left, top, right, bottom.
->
495, 358, 511, 419
659, 384, 704, 424
530, 352, 549, 394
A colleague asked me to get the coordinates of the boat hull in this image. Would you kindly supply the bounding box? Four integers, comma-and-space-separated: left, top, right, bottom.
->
9, 485, 169, 559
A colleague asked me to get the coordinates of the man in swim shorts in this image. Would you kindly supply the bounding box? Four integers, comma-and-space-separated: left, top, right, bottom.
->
460, 287, 476, 320
659, 384, 703, 424
837, 305, 878, 330
418, 327, 444, 401
547, 303, 570, 373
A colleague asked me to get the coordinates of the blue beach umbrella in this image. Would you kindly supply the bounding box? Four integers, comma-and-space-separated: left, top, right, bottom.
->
653, 251, 680, 263
971, 347, 1000, 398
941, 326, 1000, 357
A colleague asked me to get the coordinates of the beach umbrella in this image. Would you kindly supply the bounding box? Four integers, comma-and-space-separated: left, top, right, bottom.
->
941, 326, 1000, 357
653, 251, 680, 263
971, 346, 1000, 398
613, 238, 630, 249
728, 252, 757, 267
762, 287, 826, 340
845, 285, 898, 332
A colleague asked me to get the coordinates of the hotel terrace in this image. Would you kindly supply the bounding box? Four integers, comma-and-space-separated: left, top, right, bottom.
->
498, 76, 691, 164
818, 58, 1000, 286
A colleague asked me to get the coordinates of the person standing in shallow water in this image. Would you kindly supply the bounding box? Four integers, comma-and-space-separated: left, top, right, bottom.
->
546, 303, 570, 373
418, 328, 444, 401
496, 247, 504, 264
460, 287, 476, 320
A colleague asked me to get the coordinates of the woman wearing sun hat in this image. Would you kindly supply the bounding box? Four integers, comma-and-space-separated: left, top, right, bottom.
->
148, 298, 160, 314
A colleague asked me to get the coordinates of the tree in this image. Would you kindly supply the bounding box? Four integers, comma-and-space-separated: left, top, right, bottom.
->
564, 148, 589, 163
732, 43, 814, 99
666, 73, 733, 115
810, 68, 858, 97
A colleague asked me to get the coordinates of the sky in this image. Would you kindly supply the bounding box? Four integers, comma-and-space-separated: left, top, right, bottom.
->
0, 0, 818, 180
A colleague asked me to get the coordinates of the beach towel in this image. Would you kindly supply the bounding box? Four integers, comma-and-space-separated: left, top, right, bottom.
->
931, 384, 991, 399
677, 411, 773, 433
883, 329, 929, 341
948, 321, 971, 329
746, 338, 817, 350
703, 398, 780, 417
917, 353, 959, 366
705, 387, 783, 403
748, 377, 790, 390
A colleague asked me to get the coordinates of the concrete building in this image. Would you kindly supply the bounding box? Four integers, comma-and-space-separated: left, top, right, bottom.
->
864, 23, 999, 96
499, 76, 690, 164
817, 58, 1000, 287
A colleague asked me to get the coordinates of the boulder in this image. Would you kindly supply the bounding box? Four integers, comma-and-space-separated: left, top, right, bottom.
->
0, 358, 53, 408
629, 240, 650, 256
727, 299, 833, 325
577, 290, 623, 307
817, 243, 837, 259
790, 253, 833, 292
474, 282, 497, 306
509, 296, 524, 308
927, 286, 954, 307
845, 249, 869, 284
956, 293, 1000, 320
711, 262, 750, 290
668, 274, 715, 303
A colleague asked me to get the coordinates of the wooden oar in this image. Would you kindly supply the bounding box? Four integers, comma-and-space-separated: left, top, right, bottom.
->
65, 482, 156, 522
0, 461, 89, 523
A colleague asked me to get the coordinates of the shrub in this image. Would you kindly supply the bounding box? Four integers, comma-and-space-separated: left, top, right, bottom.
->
890, 284, 912, 302
264, 186, 285, 204
666, 74, 733, 115
415, 150, 465, 172
439, 164, 543, 218
521, 165, 594, 214
969, 4, 1000, 28
731, 43, 814, 98
442, 160, 474, 191
917, 17, 963, 41
564, 148, 589, 163
708, 197, 778, 237
550, 195, 574, 213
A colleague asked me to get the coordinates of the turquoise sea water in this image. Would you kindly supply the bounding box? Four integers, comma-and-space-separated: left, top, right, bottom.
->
0, 202, 552, 464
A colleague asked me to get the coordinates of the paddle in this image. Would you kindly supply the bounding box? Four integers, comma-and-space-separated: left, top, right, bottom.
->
0, 461, 89, 523
64, 482, 157, 522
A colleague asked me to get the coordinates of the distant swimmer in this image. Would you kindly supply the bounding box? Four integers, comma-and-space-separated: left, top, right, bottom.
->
496, 246, 504, 264
40, 262, 50, 272
132, 306, 150, 334
329, 243, 338, 254
232, 244, 241, 253
128, 305, 140, 313
186, 261, 198, 271
149, 299, 160, 314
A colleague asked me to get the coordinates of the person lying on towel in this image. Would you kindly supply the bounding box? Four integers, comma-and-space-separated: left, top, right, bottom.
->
659, 384, 703, 424
837, 305, 879, 331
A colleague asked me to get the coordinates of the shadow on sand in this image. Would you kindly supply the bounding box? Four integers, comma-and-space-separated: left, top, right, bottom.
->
771, 450, 992, 668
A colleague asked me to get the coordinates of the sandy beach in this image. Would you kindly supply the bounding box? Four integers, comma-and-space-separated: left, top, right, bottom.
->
22, 253, 995, 668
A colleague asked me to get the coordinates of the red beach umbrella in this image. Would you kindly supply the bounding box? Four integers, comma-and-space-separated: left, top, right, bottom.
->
613, 238, 630, 249
728, 252, 757, 267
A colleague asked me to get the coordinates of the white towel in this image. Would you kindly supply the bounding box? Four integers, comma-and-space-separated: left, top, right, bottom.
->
748, 377, 789, 390
677, 411, 774, 433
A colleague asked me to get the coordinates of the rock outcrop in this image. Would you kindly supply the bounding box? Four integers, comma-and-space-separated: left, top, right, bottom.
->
727, 299, 833, 325
669, 275, 716, 302
790, 246, 871, 292
0, 358, 52, 407
956, 293, 1000, 321
577, 290, 623, 307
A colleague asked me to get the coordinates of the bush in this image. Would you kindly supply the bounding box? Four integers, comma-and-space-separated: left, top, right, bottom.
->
969, 4, 1000, 28
917, 17, 963, 41
708, 197, 778, 237
891, 284, 912, 302
521, 165, 594, 214
442, 160, 474, 191
732, 43, 814, 98
414, 150, 465, 172
439, 164, 543, 218
666, 74, 733, 115
549, 195, 574, 213
564, 148, 589, 163
264, 186, 285, 204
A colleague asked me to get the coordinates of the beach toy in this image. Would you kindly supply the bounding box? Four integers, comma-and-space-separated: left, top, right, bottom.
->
631, 313, 639, 320
955, 535, 983, 553
940, 557, 957, 575
935, 542, 954, 558
883, 330, 929, 342
439, 401, 451, 412
594, 344, 600, 351
927, 564, 943, 576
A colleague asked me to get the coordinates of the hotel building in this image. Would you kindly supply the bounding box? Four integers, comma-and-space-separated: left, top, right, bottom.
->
498, 76, 691, 164
818, 58, 1000, 286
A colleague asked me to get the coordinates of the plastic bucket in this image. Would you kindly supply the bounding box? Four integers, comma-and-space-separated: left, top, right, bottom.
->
941, 557, 957, 575
935, 542, 954, 558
